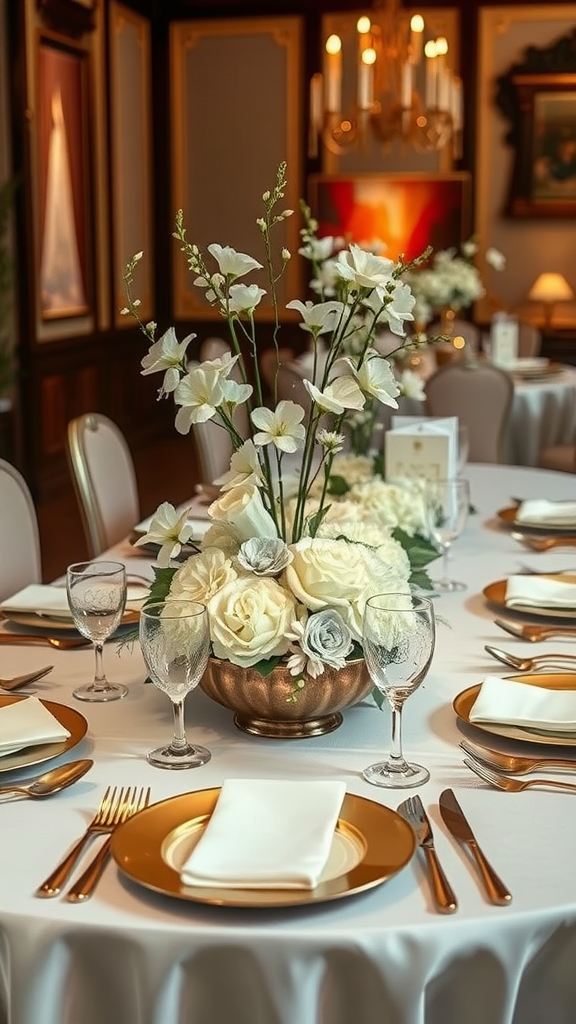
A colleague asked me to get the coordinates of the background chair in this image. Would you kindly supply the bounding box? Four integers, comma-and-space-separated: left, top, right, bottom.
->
193, 338, 250, 483
424, 361, 514, 463
67, 413, 140, 557
0, 458, 42, 599
517, 321, 542, 358
539, 443, 576, 473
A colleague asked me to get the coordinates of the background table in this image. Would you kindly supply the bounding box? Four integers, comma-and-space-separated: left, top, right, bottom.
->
506, 365, 576, 466
2, 464, 576, 1024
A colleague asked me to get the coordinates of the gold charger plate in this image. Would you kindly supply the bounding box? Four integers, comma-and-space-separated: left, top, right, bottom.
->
110, 788, 416, 908
497, 506, 576, 533
483, 577, 576, 620
0, 609, 140, 634
0, 694, 88, 773
454, 673, 576, 747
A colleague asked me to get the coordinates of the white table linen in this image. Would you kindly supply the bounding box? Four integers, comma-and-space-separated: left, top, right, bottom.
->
507, 366, 576, 466
2, 464, 576, 1024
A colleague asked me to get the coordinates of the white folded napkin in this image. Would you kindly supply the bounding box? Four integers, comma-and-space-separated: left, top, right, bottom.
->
516, 499, 576, 526
505, 575, 576, 609
0, 583, 144, 619
180, 778, 346, 890
470, 675, 576, 732
0, 697, 71, 757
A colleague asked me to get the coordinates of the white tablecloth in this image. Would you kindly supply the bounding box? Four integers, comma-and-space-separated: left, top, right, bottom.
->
507, 366, 576, 466
2, 464, 576, 1024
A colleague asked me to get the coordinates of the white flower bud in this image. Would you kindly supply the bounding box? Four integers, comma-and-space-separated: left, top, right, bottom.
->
282, 248, 291, 261
262, 190, 271, 201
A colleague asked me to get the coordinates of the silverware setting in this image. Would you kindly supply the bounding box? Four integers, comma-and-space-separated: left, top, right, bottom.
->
36, 785, 149, 899
66, 786, 151, 903
0, 759, 93, 799
493, 618, 576, 643
484, 644, 576, 672
463, 756, 576, 794
0, 665, 54, 691
0, 634, 90, 649
511, 531, 576, 552
460, 739, 576, 776
438, 789, 512, 905
397, 794, 458, 914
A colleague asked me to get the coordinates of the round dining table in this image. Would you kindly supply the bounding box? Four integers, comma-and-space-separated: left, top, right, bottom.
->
2, 463, 576, 1024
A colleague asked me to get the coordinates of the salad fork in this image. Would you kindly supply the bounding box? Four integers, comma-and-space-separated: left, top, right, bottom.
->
484, 644, 576, 672
463, 757, 576, 793
460, 739, 576, 776
511, 532, 576, 552
66, 786, 151, 902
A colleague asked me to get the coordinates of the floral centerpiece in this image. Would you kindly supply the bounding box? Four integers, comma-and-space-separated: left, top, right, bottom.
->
406, 236, 506, 325
122, 162, 438, 735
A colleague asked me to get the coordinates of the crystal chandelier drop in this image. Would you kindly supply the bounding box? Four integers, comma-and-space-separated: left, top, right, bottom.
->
309, 1, 463, 158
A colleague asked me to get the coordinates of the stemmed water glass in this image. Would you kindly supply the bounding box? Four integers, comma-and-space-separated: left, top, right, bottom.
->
139, 600, 211, 769
362, 593, 435, 789
426, 477, 470, 592
66, 560, 128, 702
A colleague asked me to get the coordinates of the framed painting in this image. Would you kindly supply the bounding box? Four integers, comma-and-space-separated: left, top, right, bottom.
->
308, 172, 472, 262
37, 36, 92, 320
504, 73, 576, 217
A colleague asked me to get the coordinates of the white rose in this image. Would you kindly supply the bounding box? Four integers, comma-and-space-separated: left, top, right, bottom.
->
208, 483, 278, 543
168, 548, 237, 604
208, 577, 296, 667
285, 537, 370, 640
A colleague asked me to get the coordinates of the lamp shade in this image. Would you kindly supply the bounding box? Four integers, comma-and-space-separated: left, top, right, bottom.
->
528, 272, 574, 303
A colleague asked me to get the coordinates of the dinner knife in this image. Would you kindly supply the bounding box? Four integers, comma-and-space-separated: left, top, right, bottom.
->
438, 789, 512, 906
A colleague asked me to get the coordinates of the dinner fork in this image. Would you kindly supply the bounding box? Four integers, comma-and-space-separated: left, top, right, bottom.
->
463, 757, 576, 793
460, 739, 576, 776
66, 786, 151, 902
36, 786, 130, 898
511, 531, 576, 552
484, 644, 576, 672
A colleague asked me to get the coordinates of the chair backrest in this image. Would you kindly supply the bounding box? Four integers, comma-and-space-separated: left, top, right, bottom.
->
276, 362, 313, 416
424, 361, 514, 463
259, 347, 295, 396
517, 321, 542, 358
0, 459, 42, 599
66, 413, 140, 557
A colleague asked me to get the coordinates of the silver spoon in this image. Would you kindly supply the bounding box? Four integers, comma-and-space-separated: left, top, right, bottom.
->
484, 644, 576, 672
0, 759, 93, 799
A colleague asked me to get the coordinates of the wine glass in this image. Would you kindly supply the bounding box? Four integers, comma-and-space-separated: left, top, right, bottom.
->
66, 560, 128, 702
362, 593, 435, 789
457, 424, 469, 473
139, 600, 211, 769
426, 477, 470, 592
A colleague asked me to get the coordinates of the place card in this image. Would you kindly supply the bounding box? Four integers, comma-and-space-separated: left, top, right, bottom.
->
490, 314, 518, 369
385, 416, 458, 482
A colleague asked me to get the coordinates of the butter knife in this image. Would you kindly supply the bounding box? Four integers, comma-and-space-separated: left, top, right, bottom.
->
438, 789, 512, 906
397, 794, 458, 913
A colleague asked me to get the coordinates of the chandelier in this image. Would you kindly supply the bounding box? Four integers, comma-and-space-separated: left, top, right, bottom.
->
309, 1, 463, 158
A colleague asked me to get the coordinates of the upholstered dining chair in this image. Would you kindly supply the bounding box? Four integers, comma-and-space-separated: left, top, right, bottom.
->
517, 321, 542, 358
539, 443, 576, 473
66, 413, 140, 558
424, 361, 514, 464
0, 459, 42, 600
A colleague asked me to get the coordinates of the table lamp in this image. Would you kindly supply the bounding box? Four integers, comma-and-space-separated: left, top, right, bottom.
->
527, 272, 574, 329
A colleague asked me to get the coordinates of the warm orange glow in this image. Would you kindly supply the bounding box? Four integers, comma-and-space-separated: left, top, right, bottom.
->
325, 34, 342, 56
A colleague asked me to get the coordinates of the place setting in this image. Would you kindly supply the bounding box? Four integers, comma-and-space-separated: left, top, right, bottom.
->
483, 571, 576, 622
496, 498, 576, 536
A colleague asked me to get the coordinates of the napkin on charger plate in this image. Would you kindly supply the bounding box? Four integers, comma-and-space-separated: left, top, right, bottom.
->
0, 697, 71, 757
470, 675, 576, 732
516, 499, 576, 526
505, 575, 576, 610
0, 583, 145, 619
180, 778, 346, 890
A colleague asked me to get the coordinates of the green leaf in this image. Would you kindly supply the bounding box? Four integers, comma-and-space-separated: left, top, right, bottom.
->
146, 566, 178, 607
371, 686, 386, 710
327, 474, 350, 496
253, 655, 284, 677
409, 569, 434, 591
392, 527, 439, 569
306, 503, 331, 538
372, 451, 384, 478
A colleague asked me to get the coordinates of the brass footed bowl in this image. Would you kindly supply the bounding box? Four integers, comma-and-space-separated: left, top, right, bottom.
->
200, 657, 371, 739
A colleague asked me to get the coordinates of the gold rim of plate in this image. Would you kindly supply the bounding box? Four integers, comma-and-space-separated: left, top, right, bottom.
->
497, 506, 576, 533
454, 673, 576, 747
483, 577, 576, 621
110, 789, 416, 908
0, 695, 87, 773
